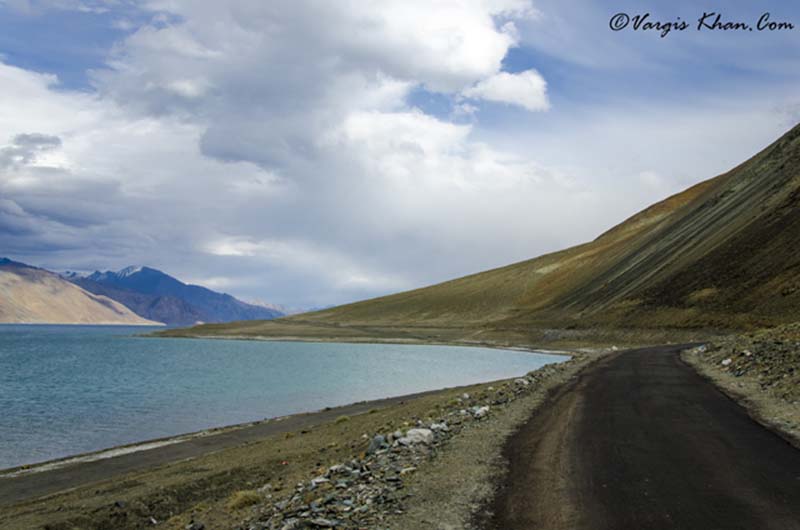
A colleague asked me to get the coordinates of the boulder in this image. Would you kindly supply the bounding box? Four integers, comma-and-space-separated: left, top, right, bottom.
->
399, 428, 434, 445
367, 434, 386, 454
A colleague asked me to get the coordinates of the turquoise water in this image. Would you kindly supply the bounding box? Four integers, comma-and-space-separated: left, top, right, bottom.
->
0, 325, 565, 469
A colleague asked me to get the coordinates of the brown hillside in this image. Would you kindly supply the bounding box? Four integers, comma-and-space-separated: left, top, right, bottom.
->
164, 123, 800, 344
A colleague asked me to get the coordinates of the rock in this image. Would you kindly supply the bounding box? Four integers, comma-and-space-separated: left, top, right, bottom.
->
399, 428, 434, 445
367, 434, 386, 454
430, 422, 448, 432
472, 406, 490, 418
310, 517, 337, 527
514, 378, 529, 386
721, 358, 733, 366
311, 476, 330, 487
186, 522, 205, 530
461, 393, 470, 400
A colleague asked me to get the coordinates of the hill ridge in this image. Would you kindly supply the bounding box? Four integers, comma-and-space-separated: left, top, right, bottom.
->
165, 123, 800, 343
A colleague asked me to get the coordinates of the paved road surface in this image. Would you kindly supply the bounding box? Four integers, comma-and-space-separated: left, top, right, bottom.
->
487, 344, 800, 530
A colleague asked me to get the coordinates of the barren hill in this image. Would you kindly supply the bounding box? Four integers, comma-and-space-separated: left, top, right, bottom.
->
164, 124, 800, 344
0, 259, 159, 326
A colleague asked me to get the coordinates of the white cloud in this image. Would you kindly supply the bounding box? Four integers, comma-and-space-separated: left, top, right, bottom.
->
462, 69, 549, 111
1, 0, 797, 309
204, 236, 411, 292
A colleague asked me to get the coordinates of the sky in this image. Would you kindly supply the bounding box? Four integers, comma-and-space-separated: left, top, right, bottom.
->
1, 0, 799, 308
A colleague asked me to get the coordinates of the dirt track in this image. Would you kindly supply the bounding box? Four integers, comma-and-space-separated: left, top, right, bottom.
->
486, 344, 800, 530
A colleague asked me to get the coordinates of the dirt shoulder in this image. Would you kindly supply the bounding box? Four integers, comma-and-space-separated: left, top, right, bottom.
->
682, 323, 800, 448
0, 351, 599, 530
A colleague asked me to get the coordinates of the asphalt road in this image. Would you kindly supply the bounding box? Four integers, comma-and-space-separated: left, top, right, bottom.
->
486, 344, 800, 530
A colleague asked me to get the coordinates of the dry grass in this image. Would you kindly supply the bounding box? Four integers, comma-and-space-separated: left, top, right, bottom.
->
226, 489, 261, 511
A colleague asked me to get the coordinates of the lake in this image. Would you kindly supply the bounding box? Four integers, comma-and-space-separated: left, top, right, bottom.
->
0, 325, 565, 469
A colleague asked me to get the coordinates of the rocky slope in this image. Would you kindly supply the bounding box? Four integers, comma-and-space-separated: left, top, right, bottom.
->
684, 326, 800, 445
171, 123, 800, 342
69, 266, 283, 326
0, 259, 158, 325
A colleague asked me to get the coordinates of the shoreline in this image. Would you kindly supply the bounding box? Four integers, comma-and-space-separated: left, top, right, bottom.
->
0, 338, 571, 478
0, 385, 474, 480
149, 330, 578, 357
0, 348, 574, 509
0, 345, 571, 478
0, 349, 596, 530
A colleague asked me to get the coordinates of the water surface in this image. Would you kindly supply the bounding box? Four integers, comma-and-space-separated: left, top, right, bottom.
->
0, 325, 565, 469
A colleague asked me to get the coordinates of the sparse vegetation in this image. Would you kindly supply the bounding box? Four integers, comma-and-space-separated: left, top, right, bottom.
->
226, 489, 260, 510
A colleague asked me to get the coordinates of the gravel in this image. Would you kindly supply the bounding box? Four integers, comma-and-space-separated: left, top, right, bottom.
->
236, 356, 593, 530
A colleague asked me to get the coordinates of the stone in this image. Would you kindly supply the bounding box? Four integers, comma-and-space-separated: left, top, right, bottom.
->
311, 476, 330, 487
514, 378, 529, 386
399, 428, 434, 445
721, 358, 733, 366
472, 406, 490, 418
367, 434, 386, 454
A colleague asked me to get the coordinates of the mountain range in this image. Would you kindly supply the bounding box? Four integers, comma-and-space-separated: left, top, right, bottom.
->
0, 260, 284, 326
65, 266, 284, 326
0, 259, 157, 325
164, 123, 800, 344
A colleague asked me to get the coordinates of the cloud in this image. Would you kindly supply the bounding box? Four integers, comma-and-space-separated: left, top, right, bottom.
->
1, 0, 798, 308
462, 69, 549, 111
204, 236, 411, 292
2, 0, 116, 15
0, 133, 62, 169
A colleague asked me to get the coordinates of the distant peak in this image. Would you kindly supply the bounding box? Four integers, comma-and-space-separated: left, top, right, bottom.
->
117, 265, 144, 277
60, 270, 88, 279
